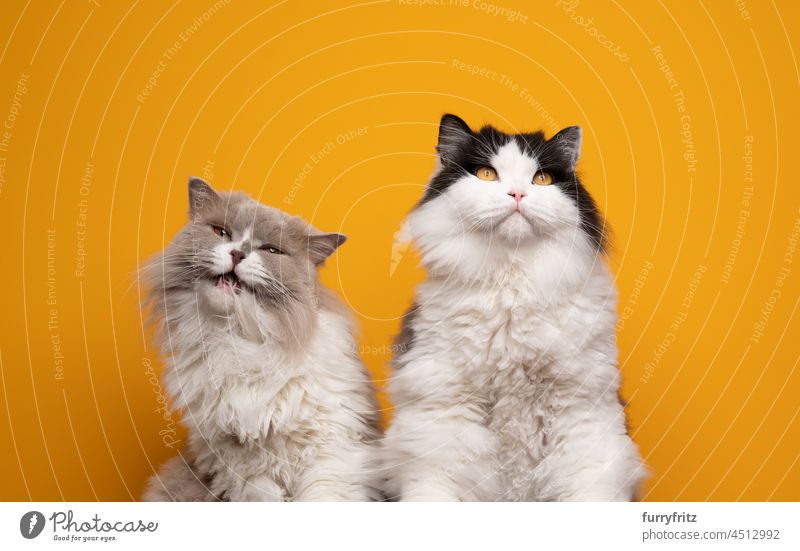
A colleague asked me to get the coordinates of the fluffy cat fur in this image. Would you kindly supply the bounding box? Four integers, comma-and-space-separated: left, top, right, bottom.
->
382, 114, 647, 501
142, 178, 381, 501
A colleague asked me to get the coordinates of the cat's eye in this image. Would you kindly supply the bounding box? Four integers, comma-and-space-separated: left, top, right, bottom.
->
212, 225, 230, 239
533, 170, 553, 186
475, 166, 498, 181
260, 244, 285, 255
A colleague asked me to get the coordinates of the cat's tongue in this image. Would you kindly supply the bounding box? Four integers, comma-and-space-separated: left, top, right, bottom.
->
216, 273, 240, 293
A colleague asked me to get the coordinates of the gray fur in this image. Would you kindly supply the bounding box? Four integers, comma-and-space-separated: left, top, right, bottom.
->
142, 178, 381, 501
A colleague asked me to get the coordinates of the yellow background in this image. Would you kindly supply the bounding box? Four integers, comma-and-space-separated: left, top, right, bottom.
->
0, 0, 798, 501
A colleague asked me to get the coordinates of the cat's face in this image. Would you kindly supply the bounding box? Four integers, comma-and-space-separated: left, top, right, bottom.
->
414, 114, 603, 250
155, 178, 344, 317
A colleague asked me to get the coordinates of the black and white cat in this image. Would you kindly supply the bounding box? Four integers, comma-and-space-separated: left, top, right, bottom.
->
382, 114, 646, 501
142, 178, 381, 501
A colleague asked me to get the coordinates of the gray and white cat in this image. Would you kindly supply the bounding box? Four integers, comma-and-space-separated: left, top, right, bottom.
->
142, 178, 381, 501
382, 114, 647, 501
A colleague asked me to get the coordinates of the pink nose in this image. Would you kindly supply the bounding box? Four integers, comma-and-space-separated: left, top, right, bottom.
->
230, 249, 246, 267
508, 191, 527, 204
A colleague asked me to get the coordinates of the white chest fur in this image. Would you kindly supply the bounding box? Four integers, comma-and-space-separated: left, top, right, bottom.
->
385, 247, 643, 501
156, 298, 379, 501
411, 255, 618, 388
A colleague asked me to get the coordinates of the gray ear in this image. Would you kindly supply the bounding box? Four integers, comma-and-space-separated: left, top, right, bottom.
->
550, 126, 582, 170
188, 176, 220, 218
308, 232, 347, 265
437, 113, 472, 161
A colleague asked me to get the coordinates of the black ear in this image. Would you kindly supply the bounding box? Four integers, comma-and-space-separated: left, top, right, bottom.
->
307, 232, 347, 265
550, 126, 582, 170
188, 176, 220, 218
437, 114, 472, 161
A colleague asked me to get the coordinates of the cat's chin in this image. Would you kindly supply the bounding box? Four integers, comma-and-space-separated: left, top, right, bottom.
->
198, 278, 243, 314
490, 211, 539, 244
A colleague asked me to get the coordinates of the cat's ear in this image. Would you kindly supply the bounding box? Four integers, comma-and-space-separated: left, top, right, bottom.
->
188, 176, 220, 218
307, 232, 347, 265
550, 126, 582, 170
437, 113, 472, 161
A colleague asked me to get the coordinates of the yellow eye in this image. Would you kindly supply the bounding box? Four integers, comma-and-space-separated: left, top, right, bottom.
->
475, 166, 498, 181
533, 170, 553, 186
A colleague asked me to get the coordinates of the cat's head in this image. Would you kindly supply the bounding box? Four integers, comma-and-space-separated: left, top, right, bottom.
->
146, 178, 345, 338
408, 114, 605, 268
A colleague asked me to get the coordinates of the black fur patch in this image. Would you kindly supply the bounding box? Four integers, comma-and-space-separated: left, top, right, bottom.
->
391, 303, 419, 370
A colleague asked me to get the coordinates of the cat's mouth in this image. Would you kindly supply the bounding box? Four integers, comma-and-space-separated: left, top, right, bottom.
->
215, 271, 242, 294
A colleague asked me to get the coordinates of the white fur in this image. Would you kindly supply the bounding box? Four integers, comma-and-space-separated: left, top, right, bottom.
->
144, 291, 381, 501
382, 142, 646, 501
143, 269, 380, 500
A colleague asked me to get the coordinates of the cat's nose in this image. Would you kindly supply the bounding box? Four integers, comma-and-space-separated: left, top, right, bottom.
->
508, 191, 527, 204
230, 249, 246, 267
